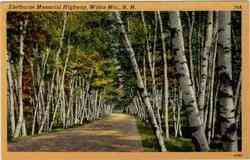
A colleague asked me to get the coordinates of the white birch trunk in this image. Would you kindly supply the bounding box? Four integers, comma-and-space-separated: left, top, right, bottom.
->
115, 12, 167, 151
14, 20, 28, 138
8, 58, 15, 136
158, 11, 169, 140
217, 11, 238, 151
198, 12, 213, 124
169, 11, 209, 151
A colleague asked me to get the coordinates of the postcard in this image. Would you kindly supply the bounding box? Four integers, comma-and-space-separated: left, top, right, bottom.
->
0, 1, 249, 160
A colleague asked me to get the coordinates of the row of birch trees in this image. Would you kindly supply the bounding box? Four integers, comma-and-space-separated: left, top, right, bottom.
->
7, 12, 118, 138
117, 11, 241, 151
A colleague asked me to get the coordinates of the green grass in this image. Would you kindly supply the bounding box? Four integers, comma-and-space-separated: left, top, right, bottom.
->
136, 120, 159, 151
165, 137, 194, 152
136, 119, 195, 152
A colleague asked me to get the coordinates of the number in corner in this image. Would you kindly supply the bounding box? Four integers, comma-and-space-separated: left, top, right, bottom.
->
234, 5, 242, 10
233, 153, 243, 157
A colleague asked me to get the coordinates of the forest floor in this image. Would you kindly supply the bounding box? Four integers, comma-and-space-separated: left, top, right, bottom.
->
8, 113, 144, 152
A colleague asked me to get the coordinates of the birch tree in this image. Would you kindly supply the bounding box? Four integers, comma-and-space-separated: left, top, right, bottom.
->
217, 11, 238, 151
7, 56, 15, 136
14, 19, 28, 138
158, 11, 169, 140
198, 12, 213, 124
115, 11, 167, 151
169, 11, 209, 151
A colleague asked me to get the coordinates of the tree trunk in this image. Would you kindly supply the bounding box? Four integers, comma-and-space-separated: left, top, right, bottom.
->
198, 12, 213, 124
208, 13, 219, 143
173, 87, 177, 137
217, 11, 238, 151
38, 75, 55, 134
21, 119, 27, 136
158, 11, 169, 140
7, 58, 15, 136
186, 12, 196, 91
31, 104, 38, 135
176, 86, 182, 137
141, 11, 163, 134
48, 14, 68, 131
143, 54, 147, 89
115, 12, 167, 151
234, 72, 241, 121
14, 20, 28, 138
169, 11, 209, 151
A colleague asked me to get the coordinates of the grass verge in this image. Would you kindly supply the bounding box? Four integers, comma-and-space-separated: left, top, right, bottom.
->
136, 119, 195, 152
